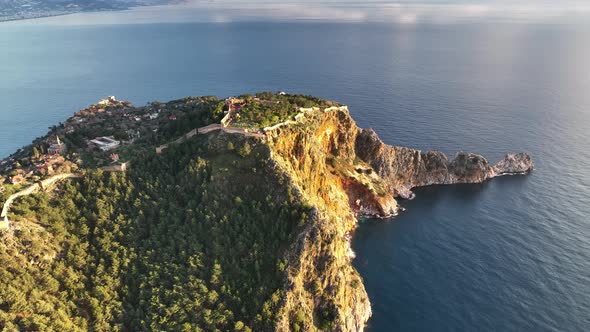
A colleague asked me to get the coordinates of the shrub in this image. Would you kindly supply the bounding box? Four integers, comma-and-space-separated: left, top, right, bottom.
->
238, 143, 252, 158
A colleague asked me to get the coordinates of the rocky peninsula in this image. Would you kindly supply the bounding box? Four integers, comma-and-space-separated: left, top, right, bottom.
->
0, 93, 532, 331
356, 128, 533, 199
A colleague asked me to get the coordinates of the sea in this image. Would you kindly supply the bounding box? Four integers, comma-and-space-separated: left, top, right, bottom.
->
1, 4, 589, 331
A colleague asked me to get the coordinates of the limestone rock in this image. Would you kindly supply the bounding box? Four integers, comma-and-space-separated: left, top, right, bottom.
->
265, 106, 532, 331
493, 153, 534, 175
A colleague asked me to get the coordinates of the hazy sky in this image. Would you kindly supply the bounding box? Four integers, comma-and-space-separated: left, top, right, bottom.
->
178, 0, 590, 23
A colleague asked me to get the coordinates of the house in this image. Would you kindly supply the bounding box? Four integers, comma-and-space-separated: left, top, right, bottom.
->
148, 112, 159, 120
109, 153, 120, 163
9, 175, 25, 185
89, 136, 120, 151
35, 163, 54, 175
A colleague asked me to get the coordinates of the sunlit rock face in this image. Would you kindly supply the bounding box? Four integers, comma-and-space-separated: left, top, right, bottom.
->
265, 107, 375, 332
264, 106, 531, 331
493, 153, 534, 175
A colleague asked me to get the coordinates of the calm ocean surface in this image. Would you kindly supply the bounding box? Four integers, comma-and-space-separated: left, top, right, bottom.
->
1, 11, 590, 331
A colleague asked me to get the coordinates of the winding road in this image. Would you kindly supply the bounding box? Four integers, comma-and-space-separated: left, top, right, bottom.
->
1, 173, 83, 229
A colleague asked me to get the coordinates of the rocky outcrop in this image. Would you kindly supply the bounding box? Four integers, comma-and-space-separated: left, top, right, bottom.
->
265, 106, 399, 219
265, 106, 531, 331
493, 153, 534, 175
355, 128, 533, 199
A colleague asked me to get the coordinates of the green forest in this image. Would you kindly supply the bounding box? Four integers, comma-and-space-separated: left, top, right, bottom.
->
235, 92, 341, 128
0, 131, 311, 331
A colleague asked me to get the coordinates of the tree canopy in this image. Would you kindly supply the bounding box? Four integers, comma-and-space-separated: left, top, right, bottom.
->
0, 132, 310, 331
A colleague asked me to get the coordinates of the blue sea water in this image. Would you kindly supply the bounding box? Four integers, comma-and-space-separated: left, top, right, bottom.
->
1, 12, 590, 332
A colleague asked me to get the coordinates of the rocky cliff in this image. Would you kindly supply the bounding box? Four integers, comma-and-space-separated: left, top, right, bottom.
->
263, 106, 532, 331
0, 95, 533, 332
265, 108, 382, 332
356, 128, 533, 199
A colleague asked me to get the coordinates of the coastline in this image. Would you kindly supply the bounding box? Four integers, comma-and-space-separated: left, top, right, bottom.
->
0, 7, 134, 24
0, 12, 74, 24
0, 94, 534, 331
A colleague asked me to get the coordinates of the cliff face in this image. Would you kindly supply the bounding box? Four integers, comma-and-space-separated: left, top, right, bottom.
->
356, 128, 533, 199
265, 108, 382, 332
264, 106, 532, 331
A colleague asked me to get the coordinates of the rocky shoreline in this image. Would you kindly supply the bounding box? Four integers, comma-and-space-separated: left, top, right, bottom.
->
264, 104, 532, 331
355, 128, 533, 201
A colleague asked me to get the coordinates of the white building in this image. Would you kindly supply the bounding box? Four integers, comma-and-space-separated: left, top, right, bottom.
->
90, 136, 120, 151
98, 96, 117, 106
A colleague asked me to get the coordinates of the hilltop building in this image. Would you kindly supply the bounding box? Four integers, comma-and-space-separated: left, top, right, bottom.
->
222, 97, 246, 127
98, 96, 117, 106
48, 135, 66, 155
225, 97, 245, 112
89, 136, 120, 151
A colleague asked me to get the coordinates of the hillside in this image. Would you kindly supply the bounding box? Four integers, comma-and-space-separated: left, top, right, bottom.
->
0, 93, 532, 331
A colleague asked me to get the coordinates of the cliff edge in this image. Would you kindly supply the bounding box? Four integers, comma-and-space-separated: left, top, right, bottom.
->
356, 128, 533, 199
263, 105, 532, 331
0, 94, 532, 332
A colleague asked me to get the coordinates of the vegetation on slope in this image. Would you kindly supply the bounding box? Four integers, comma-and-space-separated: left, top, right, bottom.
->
234, 92, 341, 128
0, 93, 380, 332
0, 132, 311, 331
